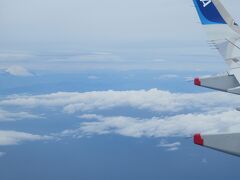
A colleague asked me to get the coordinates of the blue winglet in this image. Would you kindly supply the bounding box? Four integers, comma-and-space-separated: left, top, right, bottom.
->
193, 0, 226, 25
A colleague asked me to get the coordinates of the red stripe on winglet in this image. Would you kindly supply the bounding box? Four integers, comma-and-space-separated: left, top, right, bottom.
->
194, 78, 201, 86
194, 134, 204, 146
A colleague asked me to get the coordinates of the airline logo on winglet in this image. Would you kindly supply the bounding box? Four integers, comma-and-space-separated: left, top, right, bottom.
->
193, 0, 226, 25
200, 0, 211, 7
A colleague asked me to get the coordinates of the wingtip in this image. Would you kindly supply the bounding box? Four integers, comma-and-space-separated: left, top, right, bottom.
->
194, 78, 201, 86
194, 133, 204, 146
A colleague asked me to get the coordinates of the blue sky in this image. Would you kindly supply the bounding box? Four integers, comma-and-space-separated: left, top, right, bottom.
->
1, 0, 240, 179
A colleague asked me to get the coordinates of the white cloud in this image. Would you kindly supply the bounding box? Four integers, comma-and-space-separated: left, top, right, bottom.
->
59, 110, 240, 138
0, 109, 41, 121
0, 89, 238, 115
0, 131, 51, 146
79, 114, 102, 119
157, 139, 181, 151
5, 66, 33, 76
1, 89, 240, 140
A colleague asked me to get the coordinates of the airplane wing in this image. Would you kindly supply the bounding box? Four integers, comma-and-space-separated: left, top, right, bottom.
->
194, 133, 240, 156
193, 0, 240, 94
192, 0, 240, 156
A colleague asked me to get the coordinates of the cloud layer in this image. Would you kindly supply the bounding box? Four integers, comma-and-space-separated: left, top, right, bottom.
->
61, 110, 240, 139
0, 89, 238, 114
0, 89, 239, 141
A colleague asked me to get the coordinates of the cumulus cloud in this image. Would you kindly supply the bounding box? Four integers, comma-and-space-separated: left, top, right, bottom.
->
0, 131, 51, 146
59, 110, 240, 138
5, 66, 33, 76
1, 89, 240, 140
0, 89, 238, 114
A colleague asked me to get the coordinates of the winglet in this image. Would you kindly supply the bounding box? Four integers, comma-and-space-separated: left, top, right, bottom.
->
193, 0, 226, 25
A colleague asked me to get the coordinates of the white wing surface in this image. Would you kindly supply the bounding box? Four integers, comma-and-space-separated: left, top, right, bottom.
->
192, 0, 240, 156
